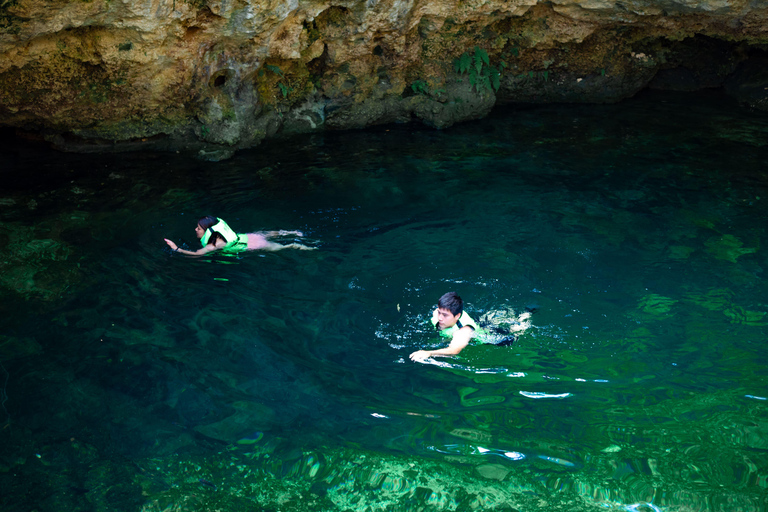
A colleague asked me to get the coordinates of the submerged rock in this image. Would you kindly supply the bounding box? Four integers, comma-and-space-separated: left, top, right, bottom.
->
0, 335, 42, 360
0, 220, 81, 301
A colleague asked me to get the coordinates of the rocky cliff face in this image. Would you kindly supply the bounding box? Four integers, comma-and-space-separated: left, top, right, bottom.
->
1, 0, 766, 159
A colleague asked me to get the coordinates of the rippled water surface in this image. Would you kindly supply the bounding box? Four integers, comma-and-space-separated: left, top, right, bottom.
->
1, 90, 767, 512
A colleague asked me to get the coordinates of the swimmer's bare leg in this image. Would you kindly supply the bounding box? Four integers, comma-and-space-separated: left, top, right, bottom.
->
283, 243, 316, 251
263, 230, 305, 238
262, 241, 316, 251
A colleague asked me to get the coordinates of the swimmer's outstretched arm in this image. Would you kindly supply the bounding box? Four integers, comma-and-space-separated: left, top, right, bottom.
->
164, 238, 221, 256
409, 327, 473, 362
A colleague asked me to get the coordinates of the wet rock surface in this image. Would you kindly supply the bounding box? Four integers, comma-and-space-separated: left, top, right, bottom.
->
0, 0, 767, 158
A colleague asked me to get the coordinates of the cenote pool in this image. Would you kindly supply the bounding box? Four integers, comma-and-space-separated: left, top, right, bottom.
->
1, 89, 767, 512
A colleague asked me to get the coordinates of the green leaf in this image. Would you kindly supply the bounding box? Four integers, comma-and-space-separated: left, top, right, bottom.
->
266, 64, 284, 77
475, 47, 489, 66
459, 53, 471, 74
479, 75, 490, 93
411, 80, 428, 95
455, 53, 472, 74
473, 48, 486, 74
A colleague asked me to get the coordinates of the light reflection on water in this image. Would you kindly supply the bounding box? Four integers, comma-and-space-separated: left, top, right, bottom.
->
1, 90, 767, 511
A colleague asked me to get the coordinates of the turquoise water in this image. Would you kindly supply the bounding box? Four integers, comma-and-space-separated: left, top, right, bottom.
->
1, 89, 767, 511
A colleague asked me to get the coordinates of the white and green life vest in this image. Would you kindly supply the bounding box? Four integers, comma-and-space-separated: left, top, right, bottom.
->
200, 217, 248, 253
431, 310, 483, 338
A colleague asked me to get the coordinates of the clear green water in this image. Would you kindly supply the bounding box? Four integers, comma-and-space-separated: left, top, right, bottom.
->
1, 90, 767, 512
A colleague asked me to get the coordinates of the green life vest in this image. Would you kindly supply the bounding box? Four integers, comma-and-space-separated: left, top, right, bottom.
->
431, 310, 482, 338
200, 217, 248, 253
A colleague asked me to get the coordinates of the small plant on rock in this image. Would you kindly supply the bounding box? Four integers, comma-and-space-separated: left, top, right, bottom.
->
454, 46, 505, 94
263, 64, 293, 98
410, 79, 446, 99
411, 80, 429, 95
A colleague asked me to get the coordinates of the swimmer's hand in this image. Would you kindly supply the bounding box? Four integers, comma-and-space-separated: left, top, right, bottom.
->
164, 238, 178, 251
409, 350, 431, 362
278, 230, 304, 237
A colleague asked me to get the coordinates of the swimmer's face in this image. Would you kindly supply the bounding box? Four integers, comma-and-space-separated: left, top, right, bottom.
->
436, 308, 461, 330
195, 224, 205, 239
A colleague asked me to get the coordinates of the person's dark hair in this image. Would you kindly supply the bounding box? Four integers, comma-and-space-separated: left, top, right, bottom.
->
198, 216, 218, 230
438, 292, 463, 316
198, 215, 223, 246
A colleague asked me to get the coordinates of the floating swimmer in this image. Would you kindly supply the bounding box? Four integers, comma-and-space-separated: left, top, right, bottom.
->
409, 292, 533, 362
164, 216, 315, 256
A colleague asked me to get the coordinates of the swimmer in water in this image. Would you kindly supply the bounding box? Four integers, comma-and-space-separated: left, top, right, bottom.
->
409, 292, 532, 362
164, 216, 316, 256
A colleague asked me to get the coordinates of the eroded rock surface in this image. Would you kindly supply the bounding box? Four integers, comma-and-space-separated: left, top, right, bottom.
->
0, 0, 766, 158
